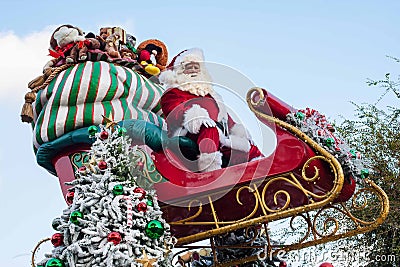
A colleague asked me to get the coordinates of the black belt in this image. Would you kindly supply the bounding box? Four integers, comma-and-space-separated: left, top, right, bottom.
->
215, 120, 228, 136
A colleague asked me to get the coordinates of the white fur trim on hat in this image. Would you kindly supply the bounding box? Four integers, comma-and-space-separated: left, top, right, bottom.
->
183, 104, 216, 134
198, 151, 222, 172
174, 48, 204, 68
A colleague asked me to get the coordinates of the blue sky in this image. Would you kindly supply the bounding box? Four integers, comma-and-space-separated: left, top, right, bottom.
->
0, 1, 399, 266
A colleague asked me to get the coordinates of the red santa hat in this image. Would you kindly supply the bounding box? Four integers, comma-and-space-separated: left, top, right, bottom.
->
159, 48, 205, 87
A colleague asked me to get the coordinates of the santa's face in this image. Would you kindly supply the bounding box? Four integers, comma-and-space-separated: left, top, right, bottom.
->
183, 62, 201, 77
176, 61, 213, 96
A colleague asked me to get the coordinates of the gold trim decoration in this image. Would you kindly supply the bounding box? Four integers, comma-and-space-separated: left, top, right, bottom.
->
135, 148, 163, 184
31, 237, 51, 267
70, 151, 90, 172
172, 162, 342, 245
172, 179, 389, 267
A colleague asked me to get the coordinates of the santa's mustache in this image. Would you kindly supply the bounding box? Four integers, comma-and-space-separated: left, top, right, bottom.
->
176, 71, 214, 96
176, 71, 212, 83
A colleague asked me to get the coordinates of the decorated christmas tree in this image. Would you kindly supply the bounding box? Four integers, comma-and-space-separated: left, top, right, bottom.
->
34, 119, 175, 267
286, 108, 369, 183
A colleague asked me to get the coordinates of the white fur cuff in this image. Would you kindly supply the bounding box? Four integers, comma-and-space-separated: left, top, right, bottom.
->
198, 151, 222, 172
230, 123, 251, 139
183, 104, 215, 134
221, 135, 251, 152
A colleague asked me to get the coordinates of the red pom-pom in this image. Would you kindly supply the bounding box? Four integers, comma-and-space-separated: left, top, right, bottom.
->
319, 263, 334, 267
51, 233, 64, 247
279, 261, 287, 267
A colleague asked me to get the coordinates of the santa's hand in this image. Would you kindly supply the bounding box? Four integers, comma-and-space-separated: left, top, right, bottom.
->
220, 135, 251, 152
183, 104, 216, 134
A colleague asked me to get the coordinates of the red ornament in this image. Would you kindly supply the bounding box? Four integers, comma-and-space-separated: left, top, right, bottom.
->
98, 161, 107, 170
137, 161, 144, 171
51, 233, 64, 247
78, 166, 86, 173
319, 263, 334, 267
137, 202, 148, 212
134, 187, 146, 200
107, 231, 122, 245
100, 131, 109, 140
279, 261, 287, 267
65, 191, 75, 205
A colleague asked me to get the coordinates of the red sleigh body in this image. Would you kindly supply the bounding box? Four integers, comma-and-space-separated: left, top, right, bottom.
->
51, 88, 353, 244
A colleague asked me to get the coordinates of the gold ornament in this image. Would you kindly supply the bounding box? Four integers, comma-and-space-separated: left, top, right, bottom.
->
135, 250, 157, 267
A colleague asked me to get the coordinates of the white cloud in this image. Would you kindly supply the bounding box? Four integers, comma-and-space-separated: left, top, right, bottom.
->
0, 27, 55, 106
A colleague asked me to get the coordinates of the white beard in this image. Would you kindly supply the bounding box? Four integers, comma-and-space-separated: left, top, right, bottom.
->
175, 68, 214, 96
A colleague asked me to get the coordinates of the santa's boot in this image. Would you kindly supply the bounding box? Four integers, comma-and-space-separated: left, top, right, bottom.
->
198, 151, 222, 172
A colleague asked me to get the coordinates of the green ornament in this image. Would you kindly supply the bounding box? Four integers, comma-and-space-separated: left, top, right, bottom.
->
295, 112, 305, 120
349, 149, 357, 158
88, 125, 98, 136
118, 127, 127, 137
52, 218, 62, 231
361, 169, 369, 179
146, 198, 154, 207
325, 138, 335, 147
46, 258, 64, 267
70, 211, 83, 224
113, 184, 124, 195
145, 219, 165, 239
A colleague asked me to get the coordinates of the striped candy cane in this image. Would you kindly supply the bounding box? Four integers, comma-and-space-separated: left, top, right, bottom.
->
122, 196, 133, 227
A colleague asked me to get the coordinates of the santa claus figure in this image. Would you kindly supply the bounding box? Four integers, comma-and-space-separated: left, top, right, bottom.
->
159, 48, 262, 172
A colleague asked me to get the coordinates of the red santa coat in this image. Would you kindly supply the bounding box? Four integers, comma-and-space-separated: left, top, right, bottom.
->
161, 88, 234, 136
161, 87, 262, 166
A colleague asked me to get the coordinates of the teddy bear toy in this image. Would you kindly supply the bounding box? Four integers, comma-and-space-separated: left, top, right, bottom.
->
104, 33, 121, 58
120, 47, 137, 61
28, 25, 101, 90
48, 24, 100, 64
